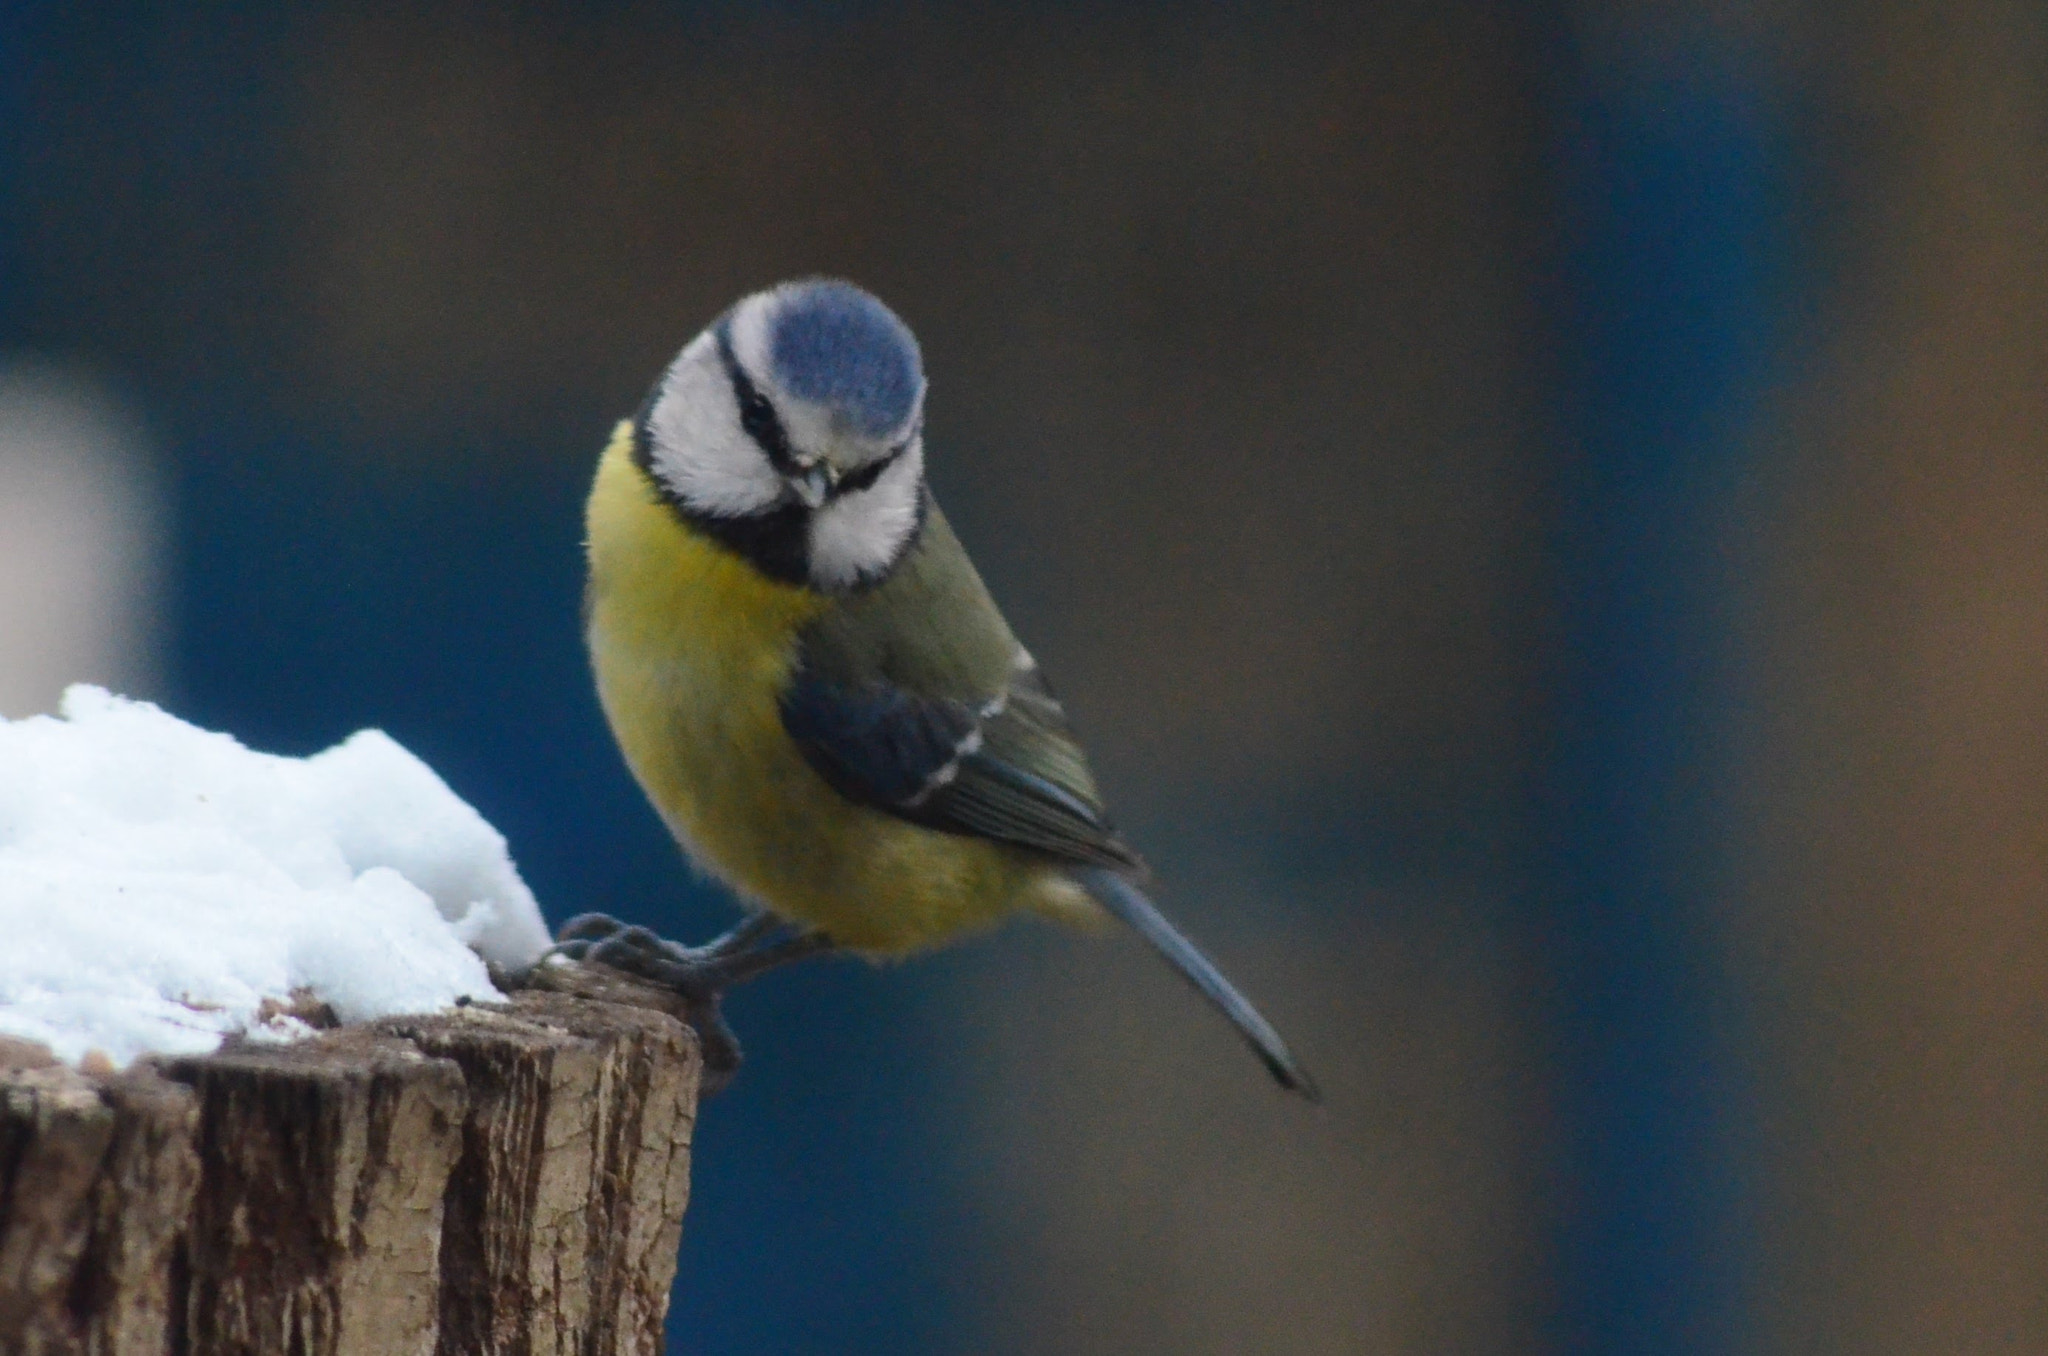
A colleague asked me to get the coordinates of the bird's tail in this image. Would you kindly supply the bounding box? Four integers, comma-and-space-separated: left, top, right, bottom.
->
1072, 866, 1320, 1101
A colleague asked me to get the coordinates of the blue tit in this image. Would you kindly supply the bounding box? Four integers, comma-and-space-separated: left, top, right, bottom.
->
557, 278, 1315, 1099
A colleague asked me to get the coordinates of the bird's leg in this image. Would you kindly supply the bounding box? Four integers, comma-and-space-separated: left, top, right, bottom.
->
705, 926, 835, 982
547, 910, 832, 1094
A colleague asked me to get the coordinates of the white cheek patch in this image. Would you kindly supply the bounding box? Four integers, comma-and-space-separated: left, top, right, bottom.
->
727, 296, 777, 387
645, 336, 784, 517
807, 442, 925, 591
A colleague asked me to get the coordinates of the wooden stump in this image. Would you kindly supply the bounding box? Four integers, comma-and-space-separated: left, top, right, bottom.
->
0, 966, 701, 1356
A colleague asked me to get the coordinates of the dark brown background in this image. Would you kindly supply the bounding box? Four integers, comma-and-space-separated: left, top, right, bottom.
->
3, 2, 2043, 1351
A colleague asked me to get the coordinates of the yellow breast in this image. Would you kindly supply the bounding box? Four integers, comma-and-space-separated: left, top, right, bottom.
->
583, 423, 1053, 951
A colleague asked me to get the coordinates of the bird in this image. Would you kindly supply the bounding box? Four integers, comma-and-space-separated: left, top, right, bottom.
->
555, 278, 1316, 1100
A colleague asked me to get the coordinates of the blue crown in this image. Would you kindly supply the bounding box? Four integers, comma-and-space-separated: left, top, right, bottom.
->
766, 281, 923, 439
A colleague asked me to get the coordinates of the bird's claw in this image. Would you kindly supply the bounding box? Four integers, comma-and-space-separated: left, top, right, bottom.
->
544, 912, 832, 1096
552, 921, 688, 976
553, 912, 636, 946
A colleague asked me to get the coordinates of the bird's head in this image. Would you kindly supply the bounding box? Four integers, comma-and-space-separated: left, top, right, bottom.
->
637, 279, 929, 592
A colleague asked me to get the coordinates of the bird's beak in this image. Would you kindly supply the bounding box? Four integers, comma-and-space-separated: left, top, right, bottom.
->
792, 464, 835, 508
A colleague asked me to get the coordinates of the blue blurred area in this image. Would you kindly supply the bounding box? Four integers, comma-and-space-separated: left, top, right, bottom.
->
1539, 24, 1780, 1355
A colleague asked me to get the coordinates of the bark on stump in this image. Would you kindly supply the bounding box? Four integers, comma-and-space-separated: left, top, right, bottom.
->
0, 965, 700, 1356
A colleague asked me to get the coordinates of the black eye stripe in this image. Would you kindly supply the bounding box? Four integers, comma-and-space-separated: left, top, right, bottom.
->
713, 320, 802, 477
834, 418, 921, 498
836, 447, 901, 496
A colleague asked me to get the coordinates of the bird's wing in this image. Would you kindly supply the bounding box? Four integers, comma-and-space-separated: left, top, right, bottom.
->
780, 503, 1144, 873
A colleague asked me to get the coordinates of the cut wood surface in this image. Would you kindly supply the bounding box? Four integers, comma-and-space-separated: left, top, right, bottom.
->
0, 964, 700, 1356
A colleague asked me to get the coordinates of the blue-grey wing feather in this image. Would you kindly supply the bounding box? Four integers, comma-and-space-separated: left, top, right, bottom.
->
778, 676, 977, 807
779, 660, 1143, 872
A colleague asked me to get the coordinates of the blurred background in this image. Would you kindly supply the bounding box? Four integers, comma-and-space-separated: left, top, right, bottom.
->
3, 1, 2044, 1351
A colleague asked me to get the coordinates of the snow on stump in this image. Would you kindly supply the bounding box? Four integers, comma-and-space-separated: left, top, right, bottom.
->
0, 969, 701, 1356
0, 692, 703, 1353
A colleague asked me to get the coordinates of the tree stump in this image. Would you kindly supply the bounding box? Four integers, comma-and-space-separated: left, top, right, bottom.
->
0, 964, 701, 1356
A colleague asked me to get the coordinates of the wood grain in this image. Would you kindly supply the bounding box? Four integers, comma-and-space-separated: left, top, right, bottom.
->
0, 970, 700, 1356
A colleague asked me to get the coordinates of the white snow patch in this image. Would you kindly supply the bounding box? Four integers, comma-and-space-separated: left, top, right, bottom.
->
0, 686, 554, 1068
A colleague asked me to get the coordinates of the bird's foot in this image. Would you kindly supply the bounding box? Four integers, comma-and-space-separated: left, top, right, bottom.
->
549, 912, 831, 1095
